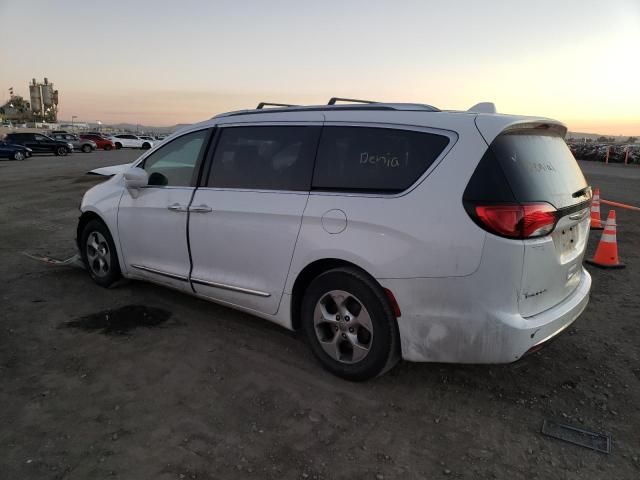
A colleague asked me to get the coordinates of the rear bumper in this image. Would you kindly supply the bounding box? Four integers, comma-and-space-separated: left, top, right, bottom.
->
516, 268, 591, 355
380, 267, 591, 363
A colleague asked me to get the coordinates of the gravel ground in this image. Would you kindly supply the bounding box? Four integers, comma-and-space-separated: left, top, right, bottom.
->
1, 151, 639, 479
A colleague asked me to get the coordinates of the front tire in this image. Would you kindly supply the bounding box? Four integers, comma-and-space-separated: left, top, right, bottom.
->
301, 267, 400, 381
13, 151, 25, 161
141, 142, 151, 150
104, 144, 113, 151
115, 142, 122, 150
55, 146, 68, 156
80, 219, 122, 287
82, 144, 92, 153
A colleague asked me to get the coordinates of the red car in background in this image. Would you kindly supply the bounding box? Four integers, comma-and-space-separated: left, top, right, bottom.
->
79, 134, 115, 151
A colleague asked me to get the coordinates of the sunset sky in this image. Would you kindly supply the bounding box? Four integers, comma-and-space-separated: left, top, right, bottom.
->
1, 0, 638, 134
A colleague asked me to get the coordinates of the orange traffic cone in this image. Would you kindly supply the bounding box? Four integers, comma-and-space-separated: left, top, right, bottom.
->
590, 188, 604, 230
586, 210, 625, 269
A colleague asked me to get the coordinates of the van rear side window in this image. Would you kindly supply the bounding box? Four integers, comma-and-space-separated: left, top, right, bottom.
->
312, 127, 450, 193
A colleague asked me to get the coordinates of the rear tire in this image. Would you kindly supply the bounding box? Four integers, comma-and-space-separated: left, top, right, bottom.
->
55, 146, 68, 156
141, 142, 151, 150
80, 219, 122, 288
82, 144, 92, 153
115, 142, 122, 150
104, 144, 113, 151
301, 267, 400, 381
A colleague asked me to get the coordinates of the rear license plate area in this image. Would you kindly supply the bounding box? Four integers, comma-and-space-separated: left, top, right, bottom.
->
558, 225, 578, 254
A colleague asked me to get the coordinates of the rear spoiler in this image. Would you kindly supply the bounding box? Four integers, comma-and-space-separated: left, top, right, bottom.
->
475, 116, 567, 146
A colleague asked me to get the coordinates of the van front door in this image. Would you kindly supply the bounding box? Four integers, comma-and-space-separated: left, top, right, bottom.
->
117, 128, 211, 290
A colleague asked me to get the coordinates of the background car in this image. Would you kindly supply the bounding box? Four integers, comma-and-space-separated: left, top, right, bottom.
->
108, 134, 153, 150
51, 133, 97, 153
4, 132, 73, 156
79, 134, 115, 151
0, 141, 32, 160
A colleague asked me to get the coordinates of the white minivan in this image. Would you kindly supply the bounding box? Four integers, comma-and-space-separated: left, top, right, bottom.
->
78, 99, 592, 380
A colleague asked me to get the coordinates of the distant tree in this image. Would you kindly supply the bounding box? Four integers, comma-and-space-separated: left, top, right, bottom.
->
597, 136, 608, 142
627, 137, 637, 144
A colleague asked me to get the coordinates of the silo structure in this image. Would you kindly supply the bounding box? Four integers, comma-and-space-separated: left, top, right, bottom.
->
42, 82, 54, 108
29, 79, 42, 113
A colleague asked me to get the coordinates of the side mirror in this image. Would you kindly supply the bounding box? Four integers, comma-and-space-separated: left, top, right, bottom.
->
123, 167, 148, 197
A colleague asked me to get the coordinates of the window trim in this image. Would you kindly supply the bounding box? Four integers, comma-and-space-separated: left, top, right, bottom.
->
310, 122, 457, 199
136, 127, 214, 189
201, 122, 323, 193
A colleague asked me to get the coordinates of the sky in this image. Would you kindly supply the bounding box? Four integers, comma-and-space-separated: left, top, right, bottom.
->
0, 0, 639, 135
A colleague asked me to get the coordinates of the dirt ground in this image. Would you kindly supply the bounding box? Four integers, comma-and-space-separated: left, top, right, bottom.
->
1, 150, 639, 479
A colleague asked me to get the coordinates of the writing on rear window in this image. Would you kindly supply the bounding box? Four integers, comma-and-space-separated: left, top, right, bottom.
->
313, 126, 450, 192
360, 151, 408, 168
518, 159, 557, 174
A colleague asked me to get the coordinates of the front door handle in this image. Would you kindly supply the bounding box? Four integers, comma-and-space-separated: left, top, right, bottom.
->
167, 203, 189, 212
189, 204, 212, 213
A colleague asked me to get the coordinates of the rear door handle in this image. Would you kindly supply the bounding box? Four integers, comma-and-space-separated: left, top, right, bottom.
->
167, 203, 189, 212
189, 204, 212, 213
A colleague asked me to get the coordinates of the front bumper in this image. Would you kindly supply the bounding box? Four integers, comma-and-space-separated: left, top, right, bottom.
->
380, 267, 591, 364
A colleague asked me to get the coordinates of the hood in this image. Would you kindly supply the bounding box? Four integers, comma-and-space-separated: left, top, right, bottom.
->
88, 163, 133, 176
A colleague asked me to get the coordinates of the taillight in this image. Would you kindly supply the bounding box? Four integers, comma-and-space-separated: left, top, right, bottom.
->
471, 203, 557, 239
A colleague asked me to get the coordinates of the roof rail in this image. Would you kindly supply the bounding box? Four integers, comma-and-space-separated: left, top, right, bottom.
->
327, 97, 377, 105
256, 102, 298, 109
213, 101, 441, 119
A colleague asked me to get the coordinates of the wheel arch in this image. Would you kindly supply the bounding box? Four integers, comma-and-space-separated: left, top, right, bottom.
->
76, 211, 106, 248
77, 209, 128, 275
290, 258, 392, 331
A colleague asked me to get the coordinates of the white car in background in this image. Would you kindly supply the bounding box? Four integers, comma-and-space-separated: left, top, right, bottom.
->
77, 98, 592, 380
108, 134, 153, 150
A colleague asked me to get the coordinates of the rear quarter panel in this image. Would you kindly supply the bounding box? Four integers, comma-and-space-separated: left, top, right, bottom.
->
285, 114, 490, 292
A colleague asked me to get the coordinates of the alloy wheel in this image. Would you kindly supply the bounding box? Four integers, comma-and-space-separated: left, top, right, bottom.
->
313, 289, 374, 364
86, 231, 111, 277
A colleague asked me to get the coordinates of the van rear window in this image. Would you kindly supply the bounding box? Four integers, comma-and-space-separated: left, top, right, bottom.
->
312, 127, 449, 193
492, 132, 588, 208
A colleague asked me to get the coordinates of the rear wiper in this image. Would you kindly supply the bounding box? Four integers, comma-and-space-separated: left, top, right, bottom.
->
572, 186, 591, 198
